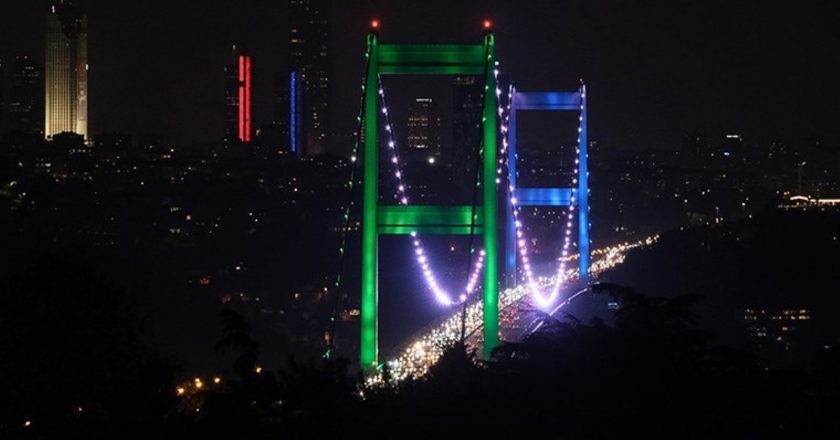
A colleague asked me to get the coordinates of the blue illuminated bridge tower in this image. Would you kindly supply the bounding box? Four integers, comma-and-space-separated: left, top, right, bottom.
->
505, 85, 590, 287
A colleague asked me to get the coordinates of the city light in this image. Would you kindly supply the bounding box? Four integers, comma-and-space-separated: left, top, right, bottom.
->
365, 236, 659, 386
8, 4, 837, 436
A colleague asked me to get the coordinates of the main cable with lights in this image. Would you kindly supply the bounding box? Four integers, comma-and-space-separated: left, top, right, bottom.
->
499, 83, 585, 308
324, 42, 373, 359
375, 77, 486, 306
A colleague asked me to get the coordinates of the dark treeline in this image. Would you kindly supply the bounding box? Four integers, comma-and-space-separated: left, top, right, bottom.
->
603, 208, 840, 368
2, 253, 840, 438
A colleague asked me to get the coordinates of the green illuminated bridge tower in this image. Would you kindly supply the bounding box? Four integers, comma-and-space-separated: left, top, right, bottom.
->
360, 30, 500, 369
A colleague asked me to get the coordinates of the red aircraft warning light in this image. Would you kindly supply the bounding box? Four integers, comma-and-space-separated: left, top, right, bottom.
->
483, 19, 492, 30
370, 19, 380, 29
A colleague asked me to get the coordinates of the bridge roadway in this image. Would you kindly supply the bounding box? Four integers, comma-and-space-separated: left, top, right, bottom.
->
366, 236, 658, 386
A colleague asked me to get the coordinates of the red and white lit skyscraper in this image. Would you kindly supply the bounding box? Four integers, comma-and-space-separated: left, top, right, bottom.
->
224, 46, 252, 143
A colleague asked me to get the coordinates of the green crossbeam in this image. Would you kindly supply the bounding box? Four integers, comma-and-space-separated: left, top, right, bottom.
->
378, 44, 485, 75
377, 205, 483, 235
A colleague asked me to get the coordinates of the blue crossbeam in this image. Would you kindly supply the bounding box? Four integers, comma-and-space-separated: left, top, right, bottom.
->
514, 92, 582, 111
513, 188, 574, 206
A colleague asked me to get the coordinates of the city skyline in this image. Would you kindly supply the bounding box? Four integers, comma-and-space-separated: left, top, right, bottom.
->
1, 1, 838, 150
2, 2, 840, 436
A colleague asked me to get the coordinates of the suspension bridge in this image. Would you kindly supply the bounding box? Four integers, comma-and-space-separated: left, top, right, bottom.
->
327, 21, 659, 380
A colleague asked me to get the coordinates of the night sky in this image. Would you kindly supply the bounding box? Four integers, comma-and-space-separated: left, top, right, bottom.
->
2, 0, 838, 150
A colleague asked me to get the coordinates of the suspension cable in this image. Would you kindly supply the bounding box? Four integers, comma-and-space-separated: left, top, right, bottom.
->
376, 76, 485, 307
325, 42, 373, 359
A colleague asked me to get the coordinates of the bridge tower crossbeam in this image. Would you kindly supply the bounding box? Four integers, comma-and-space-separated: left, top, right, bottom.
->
505, 87, 590, 288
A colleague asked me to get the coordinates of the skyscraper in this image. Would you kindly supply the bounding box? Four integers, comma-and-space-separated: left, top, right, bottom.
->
7, 56, 44, 137
273, 72, 291, 147
275, 70, 304, 156
452, 75, 483, 186
224, 46, 252, 144
45, 2, 87, 139
406, 97, 441, 153
287, 0, 331, 155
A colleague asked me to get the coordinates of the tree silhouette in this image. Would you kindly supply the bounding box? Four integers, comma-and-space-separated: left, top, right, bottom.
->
0, 255, 176, 439
216, 309, 260, 380
5, 257, 839, 438
356, 283, 839, 438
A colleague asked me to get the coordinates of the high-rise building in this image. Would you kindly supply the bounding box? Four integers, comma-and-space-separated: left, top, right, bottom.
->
406, 98, 441, 153
224, 46, 252, 143
401, 97, 446, 203
452, 76, 483, 186
273, 72, 291, 148
7, 56, 44, 137
287, 0, 331, 155
45, 2, 87, 139
275, 70, 303, 156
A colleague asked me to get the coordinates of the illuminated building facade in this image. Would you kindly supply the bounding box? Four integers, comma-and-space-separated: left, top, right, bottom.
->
224, 47, 252, 143
406, 97, 441, 153
45, 2, 87, 139
404, 97, 449, 203
286, 70, 305, 157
